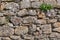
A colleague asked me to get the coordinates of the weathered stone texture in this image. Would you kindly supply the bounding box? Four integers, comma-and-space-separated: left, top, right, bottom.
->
0, 27, 14, 36
0, 0, 60, 40
31, 1, 43, 8
20, 0, 31, 8
41, 24, 52, 34
15, 26, 28, 35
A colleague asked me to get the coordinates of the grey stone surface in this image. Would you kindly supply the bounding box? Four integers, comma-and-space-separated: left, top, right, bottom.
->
5, 2, 19, 12
35, 19, 46, 24
10, 16, 23, 26
31, 2, 43, 8
30, 0, 39, 2
0, 27, 14, 36
28, 24, 37, 32
3, 10, 15, 16
20, 0, 31, 8
10, 35, 23, 40
47, 19, 57, 23
0, 17, 7, 24
44, 0, 56, 6
41, 24, 52, 34
22, 34, 34, 40
0, 13, 4, 16
17, 9, 28, 16
57, 0, 60, 5
28, 10, 37, 15
23, 16, 37, 24
1, 37, 11, 40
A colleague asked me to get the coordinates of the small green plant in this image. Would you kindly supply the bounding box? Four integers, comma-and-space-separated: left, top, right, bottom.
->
40, 3, 53, 12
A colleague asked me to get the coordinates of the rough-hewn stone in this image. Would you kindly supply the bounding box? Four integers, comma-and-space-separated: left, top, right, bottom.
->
43, 0, 57, 6
17, 9, 28, 16
20, 0, 31, 8
47, 19, 57, 23
0, 27, 14, 36
22, 34, 34, 40
35, 19, 46, 24
15, 26, 28, 35
10, 16, 23, 26
53, 27, 60, 32
1, 37, 11, 40
0, 17, 7, 24
10, 35, 23, 40
23, 16, 37, 24
28, 10, 37, 15
5, 2, 19, 12
41, 24, 52, 34
30, 0, 39, 2
57, 0, 60, 6
53, 22, 60, 28
31, 1, 43, 8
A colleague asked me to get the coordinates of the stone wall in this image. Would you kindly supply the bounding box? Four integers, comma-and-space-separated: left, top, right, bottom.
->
0, 0, 60, 40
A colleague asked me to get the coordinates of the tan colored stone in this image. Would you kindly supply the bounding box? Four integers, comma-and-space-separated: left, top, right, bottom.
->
37, 12, 45, 19
0, 3, 5, 11
15, 26, 28, 35
53, 27, 60, 32
53, 22, 60, 28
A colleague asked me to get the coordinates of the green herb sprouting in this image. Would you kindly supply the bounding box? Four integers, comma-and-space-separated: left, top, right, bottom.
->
40, 3, 53, 11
